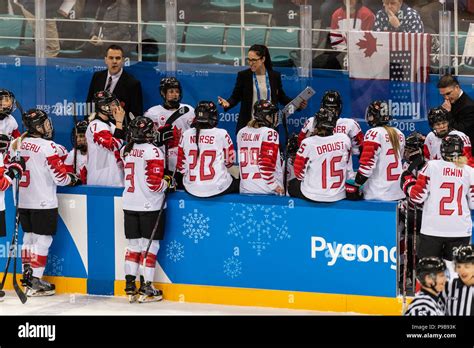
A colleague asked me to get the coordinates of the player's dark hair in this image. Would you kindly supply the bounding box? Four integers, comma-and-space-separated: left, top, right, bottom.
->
105, 44, 124, 57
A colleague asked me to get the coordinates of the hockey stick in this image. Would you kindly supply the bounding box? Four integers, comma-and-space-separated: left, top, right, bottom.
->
0, 167, 27, 303
401, 199, 409, 314
412, 202, 417, 293
282, 111, 289, 195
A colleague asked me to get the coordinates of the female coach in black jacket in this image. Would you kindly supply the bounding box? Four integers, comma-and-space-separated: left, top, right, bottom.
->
218, 44, 306, 134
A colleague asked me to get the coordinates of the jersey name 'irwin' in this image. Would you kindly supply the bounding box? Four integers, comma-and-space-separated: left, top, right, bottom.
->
443, 167, 463, 177
315, 141, 344, 155
189, 135, 215, 144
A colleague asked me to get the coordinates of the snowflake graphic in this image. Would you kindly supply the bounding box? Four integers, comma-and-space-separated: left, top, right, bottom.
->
166, 240, 184, 262
228, 204, 291, 255
45, 254, 64, 276
223, 256, 242, 279
182, 208, 211, 243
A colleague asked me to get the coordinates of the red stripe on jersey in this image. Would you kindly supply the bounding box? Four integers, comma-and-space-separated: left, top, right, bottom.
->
80, 166, 87, 184
259, 141, 279, 185
46, 154, 69, 184
64, 164, 74, 173
11, 129, 21, 139
31, 253, 48, 268
0, 167, 11, 191
125, 250, 141, 263
145, 159, 166, 192
423, 144, 431, 160
354, 131, 364, 150
463, 146, 472, 162
225, 143, 236, 168
293, 153, 309, 180
93, 129, 121, 151
21, 249, 31, 264
141, 251, 156, 268
168, 126, 181, 148
176, 146, 186, 173
409, 173, 429, 203
358, 140, 380, 177
297, 130, 307, 147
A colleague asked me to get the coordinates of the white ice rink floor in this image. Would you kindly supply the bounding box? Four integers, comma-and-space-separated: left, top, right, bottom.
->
0, 291, 350, 315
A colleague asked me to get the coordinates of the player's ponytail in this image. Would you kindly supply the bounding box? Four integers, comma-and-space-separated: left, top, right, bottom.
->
452, 156, 467, 167
195, 124, 202, 158
247, 119, 260, 128
122, 141, 135, 159
383, 125, 401, 160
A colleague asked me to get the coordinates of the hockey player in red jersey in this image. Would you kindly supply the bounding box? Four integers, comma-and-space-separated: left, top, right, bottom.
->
423, 107, 472, 162
17, 109, 80, 297
121, 116, 173, 303
237, 100, 283, 195
290, 107, 351, 202
403, 134, 474, 279
144, 77, 195, 180
177, 101, 238, 197
86, 90, 126, 187
64, 120, 88, 184
0, 89, 21, 139
346, 100, 405, 201
298, 90, 363, 179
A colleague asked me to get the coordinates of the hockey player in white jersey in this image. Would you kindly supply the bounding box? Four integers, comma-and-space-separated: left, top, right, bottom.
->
121, 116, 173, 303
177, 101, 238, 197
404, 257, 447, 316
290, 107, 351, 202
423, 107, 472, 163
346, 100, 405, 201
64, 120, 88, 184
237, 100, 283, 195
0, 135, 24, 239
298, 90, 363, 179
17, 109, 79, 297
0, 89, 21, 139
403, 134, 474, 279
144, 77, 195, 183
86, 90, 126, 187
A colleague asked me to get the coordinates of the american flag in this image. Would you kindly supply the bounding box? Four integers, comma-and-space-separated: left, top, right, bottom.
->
389, 32, 431, 83
389, 32, 431, 120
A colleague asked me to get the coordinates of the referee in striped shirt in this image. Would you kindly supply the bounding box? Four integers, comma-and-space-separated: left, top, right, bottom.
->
405, 257, 447, 316
442, 245, 474, 316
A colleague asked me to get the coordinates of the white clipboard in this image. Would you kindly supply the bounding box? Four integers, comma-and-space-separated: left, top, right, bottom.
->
281, 86, 316, 118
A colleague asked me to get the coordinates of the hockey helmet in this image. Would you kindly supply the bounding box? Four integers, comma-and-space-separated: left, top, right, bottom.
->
71, 120, 88, 151
22, 109, 53, 140
453, 245, 474, 264
253, 100, 279, 128
128, 116, 155, 143
427, 107, 450, 138
403, 131, 425, 161
0, 134, 12, 154
321, 90, 343, 118
194, 101, 218, 128
440, 134, 464, 161
416, 257, 447, 287
0, 89, 15, 120
313, 107, 337, 135
365, 100, 390, 127
93, 90, 120, 120
160, 77, 182, 109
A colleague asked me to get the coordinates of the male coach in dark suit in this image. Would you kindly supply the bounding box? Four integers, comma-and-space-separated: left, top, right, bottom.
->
87, 44, 143, 127
438, 74, 474, 154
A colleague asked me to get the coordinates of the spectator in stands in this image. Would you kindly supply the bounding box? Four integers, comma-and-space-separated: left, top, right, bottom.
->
217, 44, 306, 135
438, 74, 474, 155
330, 0, 375, 52
13, 0, 64, 57
374, 0, 424, 33
320, 0, 343, 29
86, 44, 143, 128
82, 0, 132, 58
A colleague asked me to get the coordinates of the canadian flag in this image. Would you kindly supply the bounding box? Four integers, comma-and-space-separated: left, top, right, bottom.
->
348, 31, 431, 82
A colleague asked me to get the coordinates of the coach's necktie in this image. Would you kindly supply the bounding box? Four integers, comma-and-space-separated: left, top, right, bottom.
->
105, 76, 112, 92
